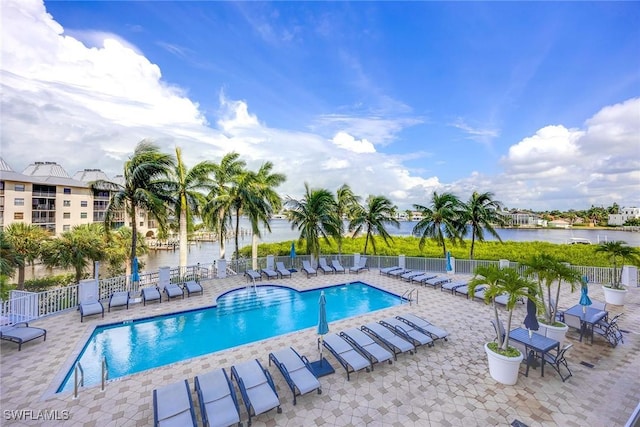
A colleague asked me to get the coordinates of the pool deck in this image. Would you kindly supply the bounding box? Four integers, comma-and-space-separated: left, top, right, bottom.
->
1, 270, 639, 426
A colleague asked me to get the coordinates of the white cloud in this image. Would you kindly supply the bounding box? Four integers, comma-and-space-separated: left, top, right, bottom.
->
331, 131, 376, 153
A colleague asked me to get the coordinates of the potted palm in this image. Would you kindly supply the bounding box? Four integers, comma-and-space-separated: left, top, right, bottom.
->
596, 241, 640, 306
522, 253, 581, 347
469, 264, 538, 385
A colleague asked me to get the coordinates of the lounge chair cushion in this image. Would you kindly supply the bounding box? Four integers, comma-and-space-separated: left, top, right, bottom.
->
142, 287, 161, 302
0, 323, 47, 350
363, 323, 414, 353
164, 283, 184, 298
183, 281, 203, 296
233, 360, 279, 416
109, 291, 129, 310
397, 313, 449, 341
324, 333, 370, 372
80, 300, 104, 321
381, 318, 433, 346
342, 328, 393, 364
154, 379, 196, 427
196, 369, 240, 427
271, 347, 320, 395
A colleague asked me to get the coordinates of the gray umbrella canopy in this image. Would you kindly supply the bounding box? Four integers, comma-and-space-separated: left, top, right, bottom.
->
318, 291, 329, 364
523, 298, 539, 332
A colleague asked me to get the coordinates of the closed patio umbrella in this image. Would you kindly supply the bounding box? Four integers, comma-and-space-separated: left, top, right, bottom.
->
290, 242, 296, 268
318, 291, 329, 365
523, 297, 539, 338
580, 276, 592, 314
446, 251, 452, 272
131, 257, 140, 290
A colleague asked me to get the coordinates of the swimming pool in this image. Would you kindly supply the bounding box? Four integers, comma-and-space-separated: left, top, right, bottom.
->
57, 281, 402, 393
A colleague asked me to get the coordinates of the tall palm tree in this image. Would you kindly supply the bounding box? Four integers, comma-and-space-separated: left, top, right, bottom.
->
349, 195, 399, 255
202, 152, 246, 260
412, 191, 463, 258
4, 223, 49, 289
164, 147, 216, 268
90, 140, 175, 275
286, 183, 341, 262
460, 191, 506, 259
0, 230, 23, 279
335, 184, 361, 256
595, 241, 640, 288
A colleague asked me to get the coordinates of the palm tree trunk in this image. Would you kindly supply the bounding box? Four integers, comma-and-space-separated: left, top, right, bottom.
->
470, 230, 476, 260
179, 206, 188, 268
18, 265, 25, 290
251, 234, 259, 270
234, 212, 240, 259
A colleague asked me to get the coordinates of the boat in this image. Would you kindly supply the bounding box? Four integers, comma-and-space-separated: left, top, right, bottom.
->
567, 237, 592, 245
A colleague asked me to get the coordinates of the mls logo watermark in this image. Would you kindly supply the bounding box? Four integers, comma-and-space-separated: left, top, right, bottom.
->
4, 409, 70, 421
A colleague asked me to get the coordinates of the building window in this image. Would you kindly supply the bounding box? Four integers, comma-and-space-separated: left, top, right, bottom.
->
63, 225, 70, 231
140, 221, 144, 227
63, 212, 71, 219
63, 200, 71, 207
80, 201, 88, 207
63, 188, 71, 194
14, 198, 24, 206
14, 212, 24, 220
14, 184, 25, 191
80, 212, 88, 219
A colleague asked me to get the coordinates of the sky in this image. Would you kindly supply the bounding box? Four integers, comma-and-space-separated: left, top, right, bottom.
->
1, 0, 639, 211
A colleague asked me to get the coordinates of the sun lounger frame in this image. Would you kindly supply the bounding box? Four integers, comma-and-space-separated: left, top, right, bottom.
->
410, 273, 437, 284
194, 368, 242, 427
396, 313, 450, 343
261, 269, 279, 280
109, 291, 129, 312
331, 259, 346, 273
361, 323, 414, 360
340, 329, 393, 369
231, 359, 282, 426
322, 333, 371, 380
302, 260, 317, 278
0, 322, 47, 351
318, 258, 335, 274
379, 318, 433, 348
275, 262, 292, 279
245, 270, 262, 282
182, 280, 203, 297
141, 286, 162, 306
268, 347, 322, 405
153, 379, 197, 427
79, 299, 104, 322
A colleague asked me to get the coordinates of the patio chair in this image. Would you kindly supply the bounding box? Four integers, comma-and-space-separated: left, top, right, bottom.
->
318, 258, 334, 274
268, 346, 322, 405
153, 379, 197, 427
194, 368, 242, 427
454, 284, 486, 299
231, 359, 282, 426
593, 313, 624, 347
396, 313, 449, 343
141, 286, 162, 306
388, 268, 411, 278
440, 280, 466, 293
563, 313, 583, 337
361, 322, 414, 360
79, 299, 104, 322
182, 280, 203, 297
410, 273, 437, 284
541, 344, 573, 382
491, 319, 527, 359
379, 317, 433, 348
401, 271, 425, 282
591, 300, 607, 311
261, 268, 279, 280
108, 291, 129, 312
331, 259, 346, 274
349, 257, 369, 274
379, 266, 401, 276
0, 322, 46, 351
340, 328, 393, 369
322, 333, 371, 380
245, 269, 262, 282
424, 276, 452, 289
163, 282, 185, 301
275, 262, 292, 279
302, 260, 317, 278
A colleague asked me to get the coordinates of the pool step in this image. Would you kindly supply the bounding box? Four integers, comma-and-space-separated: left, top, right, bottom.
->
216, 289, 297, 315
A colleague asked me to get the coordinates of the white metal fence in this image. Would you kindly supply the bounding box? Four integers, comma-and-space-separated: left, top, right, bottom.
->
1, 255, 637, 323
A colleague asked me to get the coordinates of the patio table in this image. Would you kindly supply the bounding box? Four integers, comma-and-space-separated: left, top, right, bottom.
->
563, 305, 608, 344
509, 328, 559, 377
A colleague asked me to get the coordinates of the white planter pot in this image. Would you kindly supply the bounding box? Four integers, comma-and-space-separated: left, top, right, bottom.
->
538, 322, 568, 349
602, 286, 628, 306
484, 343, 523, 385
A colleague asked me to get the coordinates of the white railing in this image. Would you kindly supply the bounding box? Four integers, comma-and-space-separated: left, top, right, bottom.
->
1, 256, 637, 322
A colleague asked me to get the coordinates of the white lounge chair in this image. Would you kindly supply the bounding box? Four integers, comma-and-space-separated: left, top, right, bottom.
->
231, 359, 282, 425
361, 322, 414, 359
0, 322, 46, 351
153, 379, 197, 427
269, 347, 322, 405
302, 260, 317, 278
322, 333, 371, 380
396, 313, 449, 343
379, 317, 433, 348
340, 328, 393, 369
275, 262, 292, 279
331, 259, 346, 274
318, 258, 334, 274
195, 368, 242, 427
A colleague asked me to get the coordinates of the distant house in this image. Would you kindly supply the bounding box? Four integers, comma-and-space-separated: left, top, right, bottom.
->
608, 207, 640, 226
502, 211, 545, 227
549, 219, 571, 229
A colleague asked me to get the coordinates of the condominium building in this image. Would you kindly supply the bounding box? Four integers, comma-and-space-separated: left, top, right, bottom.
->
608, 207, 640, 226
0, 158, 158, 237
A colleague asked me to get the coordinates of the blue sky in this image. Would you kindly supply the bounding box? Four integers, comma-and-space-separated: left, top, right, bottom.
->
1, 0, 639, 211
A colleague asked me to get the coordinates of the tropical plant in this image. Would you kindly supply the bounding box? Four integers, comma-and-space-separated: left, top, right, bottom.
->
523, 253, 582, 324
460, 191, 506, 259
349, 195, 400, 255
40, 224, 107, 283
0, 230, 23, 278
469, 265, 537, 354
90, 140, 175, 275
412, 191, 463, 257
286, 183, 341, 261
164, 146, 216, 268
202, 152, 246, 259
4, 223, 49, 289
103, 227, 149, 276
335, 184, 361, 256
595, 241, 640, 289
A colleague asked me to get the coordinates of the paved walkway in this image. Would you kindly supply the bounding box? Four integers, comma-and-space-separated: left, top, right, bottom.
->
1, 270, 639, 426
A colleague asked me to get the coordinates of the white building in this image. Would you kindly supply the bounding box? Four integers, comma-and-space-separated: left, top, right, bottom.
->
608, 207, 640, 226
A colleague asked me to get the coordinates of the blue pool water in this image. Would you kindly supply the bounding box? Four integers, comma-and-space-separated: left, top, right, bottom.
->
57, 281, 402, 393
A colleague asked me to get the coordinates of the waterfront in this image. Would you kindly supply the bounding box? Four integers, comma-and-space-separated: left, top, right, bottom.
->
143, 219, 640, 271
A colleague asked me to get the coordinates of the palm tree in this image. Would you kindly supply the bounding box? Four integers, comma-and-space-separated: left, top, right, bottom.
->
40, 224, 107, 283
286, 183, 341, 262
164, 147, 216, 268
412, 191, 463, 258
335, 184, 361, 256
202, 152, 246, 260
595, 241, 640, 289
0, 230, 23, 279
90, 140, 175, 275
349, 195, 400, 255
103, 227, 149, 277
4, 223, 49, 289
460, 191, 506, 259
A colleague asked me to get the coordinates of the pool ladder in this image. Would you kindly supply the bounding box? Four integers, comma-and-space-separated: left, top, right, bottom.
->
401, 288, 418, 306
72, 357, 108, 399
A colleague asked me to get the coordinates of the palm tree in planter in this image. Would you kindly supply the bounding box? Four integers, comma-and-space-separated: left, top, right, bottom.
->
595, 240, 640, 305
469, 264, 538, 385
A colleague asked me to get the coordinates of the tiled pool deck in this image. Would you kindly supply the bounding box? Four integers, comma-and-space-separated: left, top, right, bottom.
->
1, 270, 638, 426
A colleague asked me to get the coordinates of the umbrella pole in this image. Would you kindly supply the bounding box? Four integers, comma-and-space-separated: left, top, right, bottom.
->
319, 335, 324, 366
